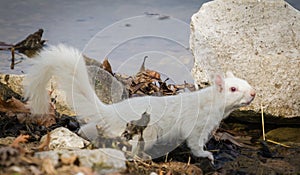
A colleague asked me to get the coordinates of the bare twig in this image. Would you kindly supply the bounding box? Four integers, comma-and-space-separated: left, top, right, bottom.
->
261, 103, 266, 141
266, 139, 291, 148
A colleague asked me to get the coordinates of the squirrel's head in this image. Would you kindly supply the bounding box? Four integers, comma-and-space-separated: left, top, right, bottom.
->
214, 71, 256, 110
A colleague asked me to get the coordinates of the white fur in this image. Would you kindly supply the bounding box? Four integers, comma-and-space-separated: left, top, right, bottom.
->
24, 44, 255, 161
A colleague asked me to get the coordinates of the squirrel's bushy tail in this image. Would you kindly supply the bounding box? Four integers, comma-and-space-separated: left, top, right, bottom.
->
24, 44, 105, 121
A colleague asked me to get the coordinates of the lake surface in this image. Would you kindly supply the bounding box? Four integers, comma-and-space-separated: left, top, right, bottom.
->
0, 0, 299, 83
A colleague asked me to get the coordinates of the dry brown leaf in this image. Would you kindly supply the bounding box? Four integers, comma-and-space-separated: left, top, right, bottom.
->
0, 97, 30, 113
145, 70, 160, 80
102, 57, 113, 75
20, 155, 41, 165
41, 158, 57, 175
166, 170, 173, 175
37, 132, 51, 151
213, 131, 255, 149
10, 134, 30, 149
35, 114, 56, 127
60, 155, 78, 165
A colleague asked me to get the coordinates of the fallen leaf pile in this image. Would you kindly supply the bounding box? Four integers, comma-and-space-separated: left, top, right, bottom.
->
126, 159, 203, 175
106, 56, 198, 97
0, 133, 95, 175
0, 81, 56, 128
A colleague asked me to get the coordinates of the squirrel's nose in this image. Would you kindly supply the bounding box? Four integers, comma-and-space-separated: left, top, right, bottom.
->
250, 89, 256, 97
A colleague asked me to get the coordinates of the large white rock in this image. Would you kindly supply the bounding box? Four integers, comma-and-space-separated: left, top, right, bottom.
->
190, 0, 300, 117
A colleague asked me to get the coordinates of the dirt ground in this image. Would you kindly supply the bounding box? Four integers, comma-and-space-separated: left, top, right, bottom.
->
1, 109, 300, 175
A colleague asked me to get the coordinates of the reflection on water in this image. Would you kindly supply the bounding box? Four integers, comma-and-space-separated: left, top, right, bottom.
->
0, 0, 299, 82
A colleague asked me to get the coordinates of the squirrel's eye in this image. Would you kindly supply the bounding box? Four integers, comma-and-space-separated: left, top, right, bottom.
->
230, 87, 237, 92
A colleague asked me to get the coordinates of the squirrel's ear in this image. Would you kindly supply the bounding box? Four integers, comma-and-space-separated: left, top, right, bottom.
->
226, 71, 235, 78
214, 74, 224, 92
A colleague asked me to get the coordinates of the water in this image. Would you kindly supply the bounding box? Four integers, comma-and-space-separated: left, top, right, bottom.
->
0, 0, 299, 83
0, 0, 210, 83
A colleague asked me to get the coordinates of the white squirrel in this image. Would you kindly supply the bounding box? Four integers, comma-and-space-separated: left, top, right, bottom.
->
24, 44, 255, 162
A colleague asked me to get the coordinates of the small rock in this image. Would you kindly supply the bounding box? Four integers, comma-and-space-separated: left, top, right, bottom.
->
35, 151, 60, 166
40, 127, 89, 150
35, 148, 126, 174
0, 147, 20, 166
149, 172, 158, 175
0, 74, 25, 95
75, 148, 126, 173
87, 66, 127, 104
